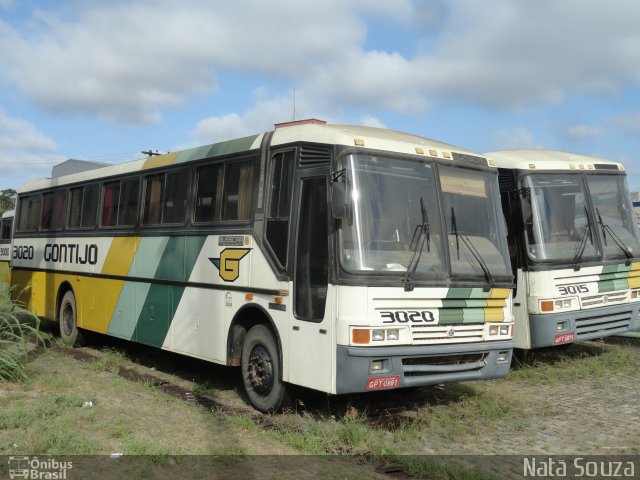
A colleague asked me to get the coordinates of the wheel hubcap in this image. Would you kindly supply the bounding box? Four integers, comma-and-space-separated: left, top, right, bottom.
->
248, 345, 273, 396
62, 304, 74, 336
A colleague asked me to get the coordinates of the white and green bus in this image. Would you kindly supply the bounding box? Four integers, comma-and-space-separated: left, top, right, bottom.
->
0, 210, 13, 290
490, 149, 640, 349
11, 120, 514, 411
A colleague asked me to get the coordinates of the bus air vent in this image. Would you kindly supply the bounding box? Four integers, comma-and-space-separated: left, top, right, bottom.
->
299, 146, 331, 165
451, 152, 487, 167
593, 163, 619, 171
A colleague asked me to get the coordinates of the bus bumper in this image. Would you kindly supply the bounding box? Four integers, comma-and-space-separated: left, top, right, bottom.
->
529, 303, 640, 348
335, 340, 513, 394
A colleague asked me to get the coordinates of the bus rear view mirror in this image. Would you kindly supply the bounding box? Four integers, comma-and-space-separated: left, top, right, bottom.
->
331, 182, 350, 219
520, 197, 533, 224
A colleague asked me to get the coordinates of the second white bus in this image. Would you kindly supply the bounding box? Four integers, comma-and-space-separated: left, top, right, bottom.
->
490, 149, 640, 349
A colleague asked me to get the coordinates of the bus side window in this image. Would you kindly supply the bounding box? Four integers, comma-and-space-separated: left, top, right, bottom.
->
194, 164, 224, 223
82, 184, 99, 228
41, 190, 67, 231
266, 151, 295, 267
0, 217, 11, 240
143, 174, 164, 225
69, 187, 83, 228
163, 170, 189, 224
17, 195, 41, 232
222, 160, 254, 221
117, 177, 139, 226
102, 181, 120, 227
294, 176, 328, 322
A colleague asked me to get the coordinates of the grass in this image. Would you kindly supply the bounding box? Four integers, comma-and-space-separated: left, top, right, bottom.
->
0, 288, 50, 382
509, 342, 640, 384
4, 318, 637, 478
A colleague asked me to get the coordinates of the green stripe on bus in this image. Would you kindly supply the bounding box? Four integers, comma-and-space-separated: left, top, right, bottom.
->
107, 237, 170, 339
598, 278, 629, 293
462, 308, 485, 323
132, 236, 207, 347
601, 263, 630, 274
598, 271, 631, 282
442, 299, 488, 308
446, 288, 472, 299
439, 308, 466, 324
174, 135, 260, 164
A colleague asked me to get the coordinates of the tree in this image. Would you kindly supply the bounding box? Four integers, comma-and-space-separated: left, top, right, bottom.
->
0, 189, 16, 215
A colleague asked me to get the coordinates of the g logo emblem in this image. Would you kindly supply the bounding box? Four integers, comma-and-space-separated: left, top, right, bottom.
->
210, 248, 251, 282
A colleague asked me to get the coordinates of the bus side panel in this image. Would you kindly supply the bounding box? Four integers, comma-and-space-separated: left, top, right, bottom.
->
11, 271, 79, 322
164, 287, 227, 363
78, 276, 122, 334
511, 268, 532, 349
0, 261, 11, 290
106, 236, 166, 340
138, 236, 205, 347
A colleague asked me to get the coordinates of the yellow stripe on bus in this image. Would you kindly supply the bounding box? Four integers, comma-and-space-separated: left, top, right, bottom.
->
142, 152, 178, 170
483, 307, 506, 322
80, 237, 141, 333
490, 288, 510, 299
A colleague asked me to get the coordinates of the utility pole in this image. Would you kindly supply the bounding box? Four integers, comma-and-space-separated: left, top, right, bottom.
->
141, 150, 162, 157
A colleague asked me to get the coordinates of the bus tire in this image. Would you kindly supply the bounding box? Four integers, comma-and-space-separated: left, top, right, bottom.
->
58, 290, 84, 347
241, 324, 291, 413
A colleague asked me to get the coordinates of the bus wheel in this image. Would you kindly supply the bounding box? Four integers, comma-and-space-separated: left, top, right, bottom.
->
59, 290, 84, 347
241, 324, 291, 413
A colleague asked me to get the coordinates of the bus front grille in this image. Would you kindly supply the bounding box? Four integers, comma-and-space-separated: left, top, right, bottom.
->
575, 310, 632, 339
580, 291, 628, 308
402, 353, 487, 376
410, 324, 484, 344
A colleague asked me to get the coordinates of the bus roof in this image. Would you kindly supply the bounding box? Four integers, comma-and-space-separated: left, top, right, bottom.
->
485, 149, 624, 172
19, 122, 485, 193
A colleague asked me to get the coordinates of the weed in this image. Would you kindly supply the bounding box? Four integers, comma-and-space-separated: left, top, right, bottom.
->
0, 289, 50, 381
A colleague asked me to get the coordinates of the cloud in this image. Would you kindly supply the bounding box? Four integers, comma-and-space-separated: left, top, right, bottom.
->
0, 110, 65, 189
359, 115, 386, 129
564, 125, 601, 140
1, 0, 640, 125
610, 111, 640, 134
191, 95, 309, 145
492, 127, 540, 150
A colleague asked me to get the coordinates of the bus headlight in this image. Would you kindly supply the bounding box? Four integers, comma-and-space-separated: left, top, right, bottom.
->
487, 323, 512, 338
372, 329, 385, 341
539, 297, 577, 313
351, 327, 407, 345
386, 329, 400, 341
631, 289, 640, 301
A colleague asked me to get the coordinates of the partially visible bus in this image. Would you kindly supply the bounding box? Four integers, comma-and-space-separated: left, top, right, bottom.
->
490, 149, 640, 349
11, 120, 514, 412
0, 210, 14, 290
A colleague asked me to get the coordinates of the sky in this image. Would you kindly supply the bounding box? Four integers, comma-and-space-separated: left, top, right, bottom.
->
1, 0, 640, 193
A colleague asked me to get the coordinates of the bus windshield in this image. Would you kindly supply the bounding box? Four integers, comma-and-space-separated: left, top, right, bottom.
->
522, 174, 640, 262
586, 175, 640, 259
339, 154, 511, 280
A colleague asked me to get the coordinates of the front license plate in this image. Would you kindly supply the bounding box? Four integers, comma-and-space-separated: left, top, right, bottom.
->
366, 375, 400, 391
553, 332, 575, 345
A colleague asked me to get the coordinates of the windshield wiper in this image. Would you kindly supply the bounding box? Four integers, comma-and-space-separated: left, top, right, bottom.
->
596, 208, 633, 261
450, 207, 495, 288
402, 197, 431, 292
571, 207, 593, 271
